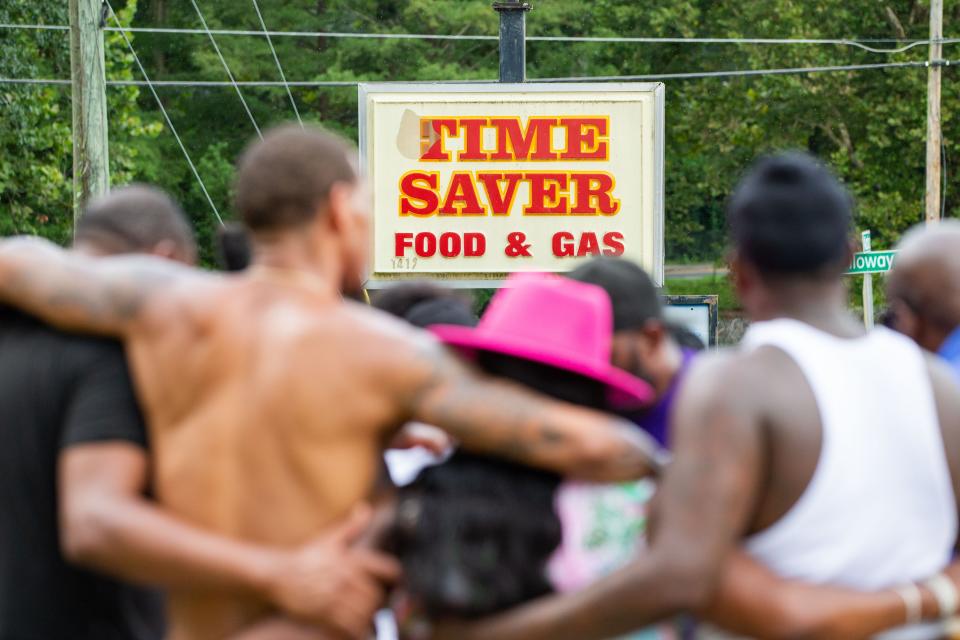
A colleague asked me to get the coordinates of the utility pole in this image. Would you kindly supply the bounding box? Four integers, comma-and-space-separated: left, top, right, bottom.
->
925, 0, 944, 225
493, 1, 531, 82
69, 0, 110, 226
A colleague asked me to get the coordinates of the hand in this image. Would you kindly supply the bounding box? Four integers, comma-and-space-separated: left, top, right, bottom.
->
389, 423, 453, 456
266, 505, 403, 640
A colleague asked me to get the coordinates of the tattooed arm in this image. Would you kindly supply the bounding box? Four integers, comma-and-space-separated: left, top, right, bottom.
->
431, 352, 766, 640
402, 338, 665, 482
0, 237, 182, 336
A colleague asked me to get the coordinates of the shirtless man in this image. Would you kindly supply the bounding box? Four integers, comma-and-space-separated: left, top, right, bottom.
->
0, 125, 659, 640
437, 153, 960, 639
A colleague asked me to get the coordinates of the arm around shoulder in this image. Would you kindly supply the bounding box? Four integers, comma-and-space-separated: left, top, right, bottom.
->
399, 336, 664, 482
0, 236, 179, 336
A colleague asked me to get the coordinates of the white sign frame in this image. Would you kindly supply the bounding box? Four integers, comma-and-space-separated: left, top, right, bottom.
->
358, 82, 665, 288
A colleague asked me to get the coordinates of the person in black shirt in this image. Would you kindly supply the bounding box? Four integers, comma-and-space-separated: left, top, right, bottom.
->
0, 185, 400, 640
0, 185, 194, 640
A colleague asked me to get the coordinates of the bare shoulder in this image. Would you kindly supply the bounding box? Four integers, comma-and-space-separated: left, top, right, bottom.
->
671, 345, 801, 448
336, 300, 452, 381
677, 347, 777, 410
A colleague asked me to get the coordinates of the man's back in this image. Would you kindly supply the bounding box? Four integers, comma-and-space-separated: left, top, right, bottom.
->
688, 320, 959, 640
741, 320, 956, 592
126, 272, 452, 637
0, 307, 163, 640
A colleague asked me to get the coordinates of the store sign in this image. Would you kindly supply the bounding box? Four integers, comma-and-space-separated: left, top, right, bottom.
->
359, 83, 665, 286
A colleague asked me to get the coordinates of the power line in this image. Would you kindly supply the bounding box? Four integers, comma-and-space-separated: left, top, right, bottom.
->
188, 0, 262, 139
2, 22, 959, 54
249, 0, 302, 127
533, 59, 948, 82
102, 0, 224, 226
3, 58, 951, 88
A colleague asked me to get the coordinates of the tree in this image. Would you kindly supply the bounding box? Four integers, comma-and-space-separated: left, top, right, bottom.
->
0, 0, 161, 244
4, 0, 956, 266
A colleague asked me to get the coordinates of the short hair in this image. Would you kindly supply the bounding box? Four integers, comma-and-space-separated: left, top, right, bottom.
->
215, 222, 252, 272
728, 153, 853, 276
372, 282, 477, 328
567, 258, 662, 331
234, 124, 357, 232
75, 184, 196, 258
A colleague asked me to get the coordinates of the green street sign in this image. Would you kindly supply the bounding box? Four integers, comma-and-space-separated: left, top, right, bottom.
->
847, 250, 897, 275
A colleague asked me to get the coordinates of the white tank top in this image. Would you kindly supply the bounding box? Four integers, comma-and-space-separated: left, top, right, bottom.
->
701, 320, 957, 640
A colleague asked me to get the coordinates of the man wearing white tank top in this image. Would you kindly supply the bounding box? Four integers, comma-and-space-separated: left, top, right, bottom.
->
439, 154, 960, 640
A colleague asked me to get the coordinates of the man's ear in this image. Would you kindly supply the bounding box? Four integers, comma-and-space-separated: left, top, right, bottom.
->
728, 250, 748, 289
843, 239, 856, 268
641, 319, 668, 348
325, 182, 352, 233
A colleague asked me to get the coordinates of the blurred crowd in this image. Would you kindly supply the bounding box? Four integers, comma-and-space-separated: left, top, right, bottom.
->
2, 125, 960, 640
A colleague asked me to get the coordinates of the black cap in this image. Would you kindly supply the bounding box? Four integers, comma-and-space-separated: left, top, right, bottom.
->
567, 258, 662, 331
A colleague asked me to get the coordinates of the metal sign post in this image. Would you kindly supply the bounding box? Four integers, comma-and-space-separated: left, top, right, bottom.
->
861, 231, 875, 329
493, 1, 531, 83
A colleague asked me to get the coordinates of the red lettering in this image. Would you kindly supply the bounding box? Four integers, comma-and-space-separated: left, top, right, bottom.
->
577, 232, 601, 257
415, 233, 437, 258
419, 118, 457, 160
439, 172, 485, 216
399, 171, 439, 216
570, 173, 620, 215
552, 231, 576, 257
458, 118, 489, 161
525, 174, 569, 215
490, 118, 558, 161
477, 173, 523, 216
439, 232, 461, 258
559, 117, 608, 160
464, 233, 486, 257
395, 233, 414, 257
602, 232, 624, 256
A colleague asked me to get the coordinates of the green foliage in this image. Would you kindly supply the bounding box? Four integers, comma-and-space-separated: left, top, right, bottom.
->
3, 0, 958, 267
0, 3, 73, 242
0, 0, 161, 245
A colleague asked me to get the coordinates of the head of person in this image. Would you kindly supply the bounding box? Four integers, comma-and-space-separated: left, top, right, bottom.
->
727, 153, 854, 320
234, 124, 369, 296
372, 282, 478, 329
73, 184, 197, 264
886, 221, 960, 352
215, 222, 252, 272
567, 258, 681, 395
389, 274, 651, 621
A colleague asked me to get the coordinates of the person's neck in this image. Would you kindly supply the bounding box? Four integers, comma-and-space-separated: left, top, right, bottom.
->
748, 279, 864, 338
249, 230, 341, 296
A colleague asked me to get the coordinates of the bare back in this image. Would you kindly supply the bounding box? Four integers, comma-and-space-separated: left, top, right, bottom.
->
129, 275, 412, 638
740, 322, 960, 569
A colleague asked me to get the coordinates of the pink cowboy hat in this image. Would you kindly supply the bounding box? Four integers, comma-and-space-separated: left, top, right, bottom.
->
430, 273, 655, 409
